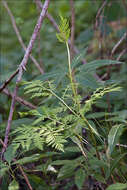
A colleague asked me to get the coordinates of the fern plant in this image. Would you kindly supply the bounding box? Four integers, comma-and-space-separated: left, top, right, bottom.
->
11, 16, 123, 154
3, 16, 126, 190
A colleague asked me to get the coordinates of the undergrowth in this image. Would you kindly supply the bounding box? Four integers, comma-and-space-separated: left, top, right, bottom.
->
1, 16, 127, 190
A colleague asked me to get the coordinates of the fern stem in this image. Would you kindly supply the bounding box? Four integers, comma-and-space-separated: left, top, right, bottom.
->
48, 88, 78, 117
66, 42, 81, 112
66, 42, 103, 166
66, 43, 76, 98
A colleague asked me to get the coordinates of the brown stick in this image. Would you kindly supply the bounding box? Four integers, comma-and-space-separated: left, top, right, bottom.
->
18, 165, 33, 190
70, 0, 75, 60
3, 88, 36, 109
0, 139, 33, 190
2, 0, 44, 74
1, 0, 50, 156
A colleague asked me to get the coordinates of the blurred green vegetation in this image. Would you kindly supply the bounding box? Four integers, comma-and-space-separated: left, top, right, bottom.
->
0, 0, 127, 189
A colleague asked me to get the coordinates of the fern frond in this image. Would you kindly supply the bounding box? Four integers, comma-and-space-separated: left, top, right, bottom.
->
56, 15, 70, 43
80, 85, 122, 115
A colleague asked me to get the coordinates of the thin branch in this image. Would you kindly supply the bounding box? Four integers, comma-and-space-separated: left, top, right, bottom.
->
0, 69, 19, 93
117, 48, 127, 61
111, 32, 127, 57
34, 0, 59, 32
18, 165, 33, 190
95, 0, 108, 29
3, 88, 36, 109
0, 139, 33, 190
2, 0, 44, 74
70, 0, 75, 60
100, 48, 127, 80
1, 0, 50, 156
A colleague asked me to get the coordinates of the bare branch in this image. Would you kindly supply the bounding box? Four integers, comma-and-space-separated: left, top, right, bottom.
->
0, 69, 19, 93
3, 88, 37, 109
34, 0, 59, 32
1, 0, 50, 155
2, 0, 44, 74
117, 48, 127, 61
18, 165, 33, 190
95, 0, 108, 29
111, 32, 127, 57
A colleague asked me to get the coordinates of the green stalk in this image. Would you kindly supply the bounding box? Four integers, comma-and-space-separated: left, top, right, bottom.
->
66, 42, 101, 169
66, 42, 81, 112
66, 42, 102, 166
66, 42, 76, 98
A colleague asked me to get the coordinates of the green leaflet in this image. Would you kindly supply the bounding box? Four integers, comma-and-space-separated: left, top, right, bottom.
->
71, 48, 87, 69
8, 180, 19, 190
75, 168, 86, 190
0, 161, 9, 177
106, 153, 127, 179
4, 144, 19, 164
106, 183, 127, 190
79, 60, 124, 73
107, 124, 124, 157
12, 154, 42, 165
57, 163, 78, 180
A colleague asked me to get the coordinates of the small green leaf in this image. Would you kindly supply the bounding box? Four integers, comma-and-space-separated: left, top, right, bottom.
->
111, 152, 127, 174
107, 124, 124, 157
75, 168, 86, 189
71, 48, 87, 69
12, 154, 41, 165
93, 173, 106, 184
106, 183, 127, 190
0, 161, 9, 177
79, 60, 124, 73
8, 180, 19, 190
4, 144, 19, 164
57, 163, 78, 180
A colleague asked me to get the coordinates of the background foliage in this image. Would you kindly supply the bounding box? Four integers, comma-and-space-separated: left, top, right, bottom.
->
0, 0, 127, 190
